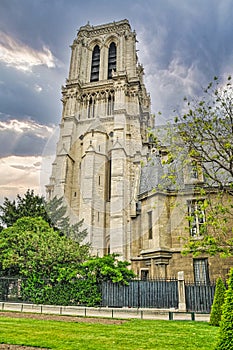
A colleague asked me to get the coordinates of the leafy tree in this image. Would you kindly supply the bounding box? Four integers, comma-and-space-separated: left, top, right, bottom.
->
0, 216, 94, 305
210, 277, 226, 326
152, 76, 233, 257
80, 254, 136, 285
174, 76, 233, 190
0, 190, 46, 228
45, 196, 87, 243
0, 190, 87, 242
215, 268, 233, 349
0, 216, 89, 279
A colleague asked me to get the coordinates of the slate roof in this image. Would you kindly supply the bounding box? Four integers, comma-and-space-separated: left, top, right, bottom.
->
139, 153, 186, 195
139, 153, 164, 195
139, 150, 233, 196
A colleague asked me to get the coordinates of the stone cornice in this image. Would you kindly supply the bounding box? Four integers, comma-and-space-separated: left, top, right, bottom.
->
77, 19, 131, 39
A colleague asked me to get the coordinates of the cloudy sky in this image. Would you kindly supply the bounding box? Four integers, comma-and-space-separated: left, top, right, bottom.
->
1, 0, 233, 202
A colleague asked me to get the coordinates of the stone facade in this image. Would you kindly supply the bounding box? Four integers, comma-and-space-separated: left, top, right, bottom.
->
47, 19, 233, 282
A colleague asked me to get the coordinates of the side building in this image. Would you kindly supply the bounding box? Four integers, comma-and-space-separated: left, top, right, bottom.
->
47, 19, 233, 282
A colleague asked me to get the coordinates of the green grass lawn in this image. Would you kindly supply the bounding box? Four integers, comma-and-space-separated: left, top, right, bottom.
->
0, 316, 218, 350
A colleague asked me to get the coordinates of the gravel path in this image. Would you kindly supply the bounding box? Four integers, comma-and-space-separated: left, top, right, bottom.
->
0, 311, 125, 324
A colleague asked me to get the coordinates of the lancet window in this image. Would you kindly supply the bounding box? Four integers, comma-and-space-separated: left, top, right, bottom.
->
88, 96, 95, 118
90, 45, 100, 82
108, 42, 116, 79
107, 92, 114, 115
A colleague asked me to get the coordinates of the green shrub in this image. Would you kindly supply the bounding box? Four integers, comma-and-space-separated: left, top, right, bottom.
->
210, 277, 226, 326
215, 268, 233, 349
21, 277, 102, 306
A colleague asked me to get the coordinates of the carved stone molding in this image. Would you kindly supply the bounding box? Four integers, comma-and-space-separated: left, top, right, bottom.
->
78, 20, 131, 39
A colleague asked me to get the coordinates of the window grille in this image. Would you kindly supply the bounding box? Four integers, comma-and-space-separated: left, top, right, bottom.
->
193, 258, 210, 284
188, 200, 205, 237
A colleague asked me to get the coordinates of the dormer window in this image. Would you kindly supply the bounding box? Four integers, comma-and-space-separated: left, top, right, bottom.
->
184, 159, 204, 184
108, 42, 116, 79
90, 45, 100, 82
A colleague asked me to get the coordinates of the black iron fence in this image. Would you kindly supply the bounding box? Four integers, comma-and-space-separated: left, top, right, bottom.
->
101, 279, 178, 309
185, 282, 215, 313
0, 277, 216, 313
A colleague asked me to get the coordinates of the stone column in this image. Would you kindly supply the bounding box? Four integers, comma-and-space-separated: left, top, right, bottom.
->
178, 271, 186, 311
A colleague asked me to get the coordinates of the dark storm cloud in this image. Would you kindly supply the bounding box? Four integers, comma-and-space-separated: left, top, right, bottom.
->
131, 0, 233, 119
0, 119, 54, 157
0, 65, 62, 125
0, 129, 47, 157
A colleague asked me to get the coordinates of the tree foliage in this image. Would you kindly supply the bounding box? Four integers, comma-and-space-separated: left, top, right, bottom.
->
45, 195, 87, 243
80, 254, 136, 285
175, 76, 233, 190
152, 76, 233, 257
0, 216, 95, 305
180, 77, 233, 256
0, 216, 89, 279
215, 268, 233, 349
0, 190, 87, 242
0, 190, 46, 228
210, 277, 226, 327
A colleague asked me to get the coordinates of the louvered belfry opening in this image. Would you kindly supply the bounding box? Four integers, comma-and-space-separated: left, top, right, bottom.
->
90, 45, 100, 82
108, 42, 116, 79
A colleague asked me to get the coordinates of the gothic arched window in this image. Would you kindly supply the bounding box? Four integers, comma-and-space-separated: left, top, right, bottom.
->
108, 42, 116, 79
88, 96, 95, 118
107, 93, 114, 115
90, 45, 100, 82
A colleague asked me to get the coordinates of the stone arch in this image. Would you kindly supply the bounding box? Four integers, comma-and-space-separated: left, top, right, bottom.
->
88, 39, 102, 51
104, 35, 119, 48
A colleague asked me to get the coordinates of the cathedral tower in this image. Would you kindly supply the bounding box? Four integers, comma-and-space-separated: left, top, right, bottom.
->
47, 19, 152, 259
